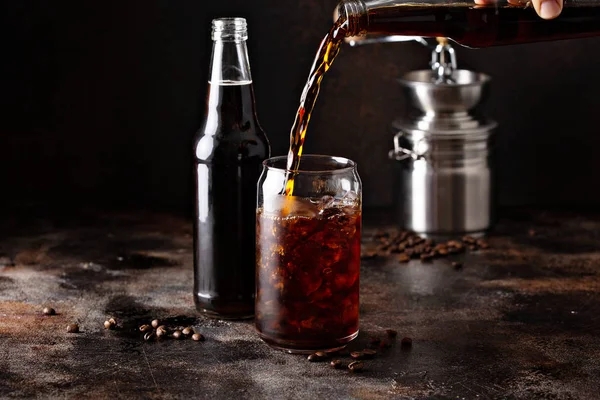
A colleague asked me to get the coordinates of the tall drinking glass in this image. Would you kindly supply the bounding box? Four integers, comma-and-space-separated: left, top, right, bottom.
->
256, 155, 362, 353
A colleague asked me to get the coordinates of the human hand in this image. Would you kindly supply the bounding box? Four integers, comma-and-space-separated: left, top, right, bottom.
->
475, 0, 563, 19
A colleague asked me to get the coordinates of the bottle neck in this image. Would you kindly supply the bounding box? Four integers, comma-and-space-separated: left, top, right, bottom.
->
337, 0, 368, 37
206, 38, 257, 124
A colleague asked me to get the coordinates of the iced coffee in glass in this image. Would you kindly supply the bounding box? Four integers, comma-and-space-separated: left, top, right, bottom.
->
256, 155, 361, 353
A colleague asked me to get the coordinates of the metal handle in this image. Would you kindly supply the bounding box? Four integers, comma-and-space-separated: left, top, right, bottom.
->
431, 38, 457, 82
347, 35, 433, 47
388, 131, 426, 162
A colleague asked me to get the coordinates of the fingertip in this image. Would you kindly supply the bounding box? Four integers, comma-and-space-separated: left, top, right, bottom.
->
536, 0, 563, 19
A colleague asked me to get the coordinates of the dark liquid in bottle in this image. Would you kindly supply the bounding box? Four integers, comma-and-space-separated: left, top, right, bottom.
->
284, 19, 347, 196
194, 81, 270, 319
364, 2, 600, 48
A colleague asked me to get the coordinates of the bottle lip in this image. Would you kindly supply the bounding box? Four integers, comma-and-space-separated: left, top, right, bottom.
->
212, 18, 248, 41
263, 155, 357, 175
337, 1, 367, 37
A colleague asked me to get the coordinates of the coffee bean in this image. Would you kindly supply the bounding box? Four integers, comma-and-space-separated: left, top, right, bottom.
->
362, 349, 377, 359
151, 319, 160, 328
447, 240, 462, 248
156, 326, 167, 338
528, 229, 536, 237
43, 307, 56, 316
398, 253, 410, 263
401, 337, 413, 348
307, 351, 328, 362
348, 361, 364, 373
330, 359, 343, 369
104, 320, 114, 330
144, 331, 155, 341
462, 236, 476, 244
385, 329, 398, 339
469, 245, 477, 251
67, 324, 79, 333
172, 330, 183, 340
192, 333, 205, 342
182, 327, 194, 336
476, 239, 490, 249
420, 253, 433, 261
350, 351, 364, 360
438, 248, 449, 256
452, 262, 463, 270
139, 324, 152, 333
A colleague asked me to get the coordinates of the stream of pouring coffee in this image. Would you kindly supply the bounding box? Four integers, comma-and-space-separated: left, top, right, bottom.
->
283, 18, 348, 196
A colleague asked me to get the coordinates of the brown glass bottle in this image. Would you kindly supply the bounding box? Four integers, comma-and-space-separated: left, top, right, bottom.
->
194, 18, 270, 319
339, 0, 600, 48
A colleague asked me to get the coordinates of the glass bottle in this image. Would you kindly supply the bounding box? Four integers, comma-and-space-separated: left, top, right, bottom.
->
194, 18, 270, 319
337, 0, 600, 48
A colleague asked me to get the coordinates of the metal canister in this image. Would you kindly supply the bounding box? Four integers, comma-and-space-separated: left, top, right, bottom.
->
389, 40, 497, 237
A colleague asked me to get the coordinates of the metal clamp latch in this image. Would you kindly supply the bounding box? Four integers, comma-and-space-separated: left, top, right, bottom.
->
388, 131, 427, 162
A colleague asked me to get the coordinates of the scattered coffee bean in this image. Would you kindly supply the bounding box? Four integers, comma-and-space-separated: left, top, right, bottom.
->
476, 239, 490, 249
172, 330, 183, 340
307, 351, 328, 362
452, 262, 463, 270
362, 349, 377, 359
104, 320, 114, 330
348, 361, 364, 373
192, 333, 205, 342
420, 253, 434, 262
182, 327, 194, 336
385, 329, 398, 339
43, 307, 56, 316
139, 324, 152, 333
447, 240, 462, 248
156, 326, 167, 338
401, 337, 413, 348
350, 351, 364, 360
67, 324, 79, 333
370, 229, 490, 264
144, 331, 155, 341
528, 229, 536, 237
151, 319, 160, 328
330, 359, 343, 369
462, 236, 476, 244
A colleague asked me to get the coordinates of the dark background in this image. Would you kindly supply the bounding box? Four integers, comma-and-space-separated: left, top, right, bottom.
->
2, 0, 600, 216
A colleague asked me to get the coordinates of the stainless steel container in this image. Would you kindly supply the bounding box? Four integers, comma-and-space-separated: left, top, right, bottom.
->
389, 41, 497, 237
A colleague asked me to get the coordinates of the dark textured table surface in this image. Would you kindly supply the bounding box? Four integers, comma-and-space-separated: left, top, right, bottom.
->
1, 209, 600, 399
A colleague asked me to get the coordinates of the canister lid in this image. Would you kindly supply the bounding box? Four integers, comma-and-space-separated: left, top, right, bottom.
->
396, 69, 495, 133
